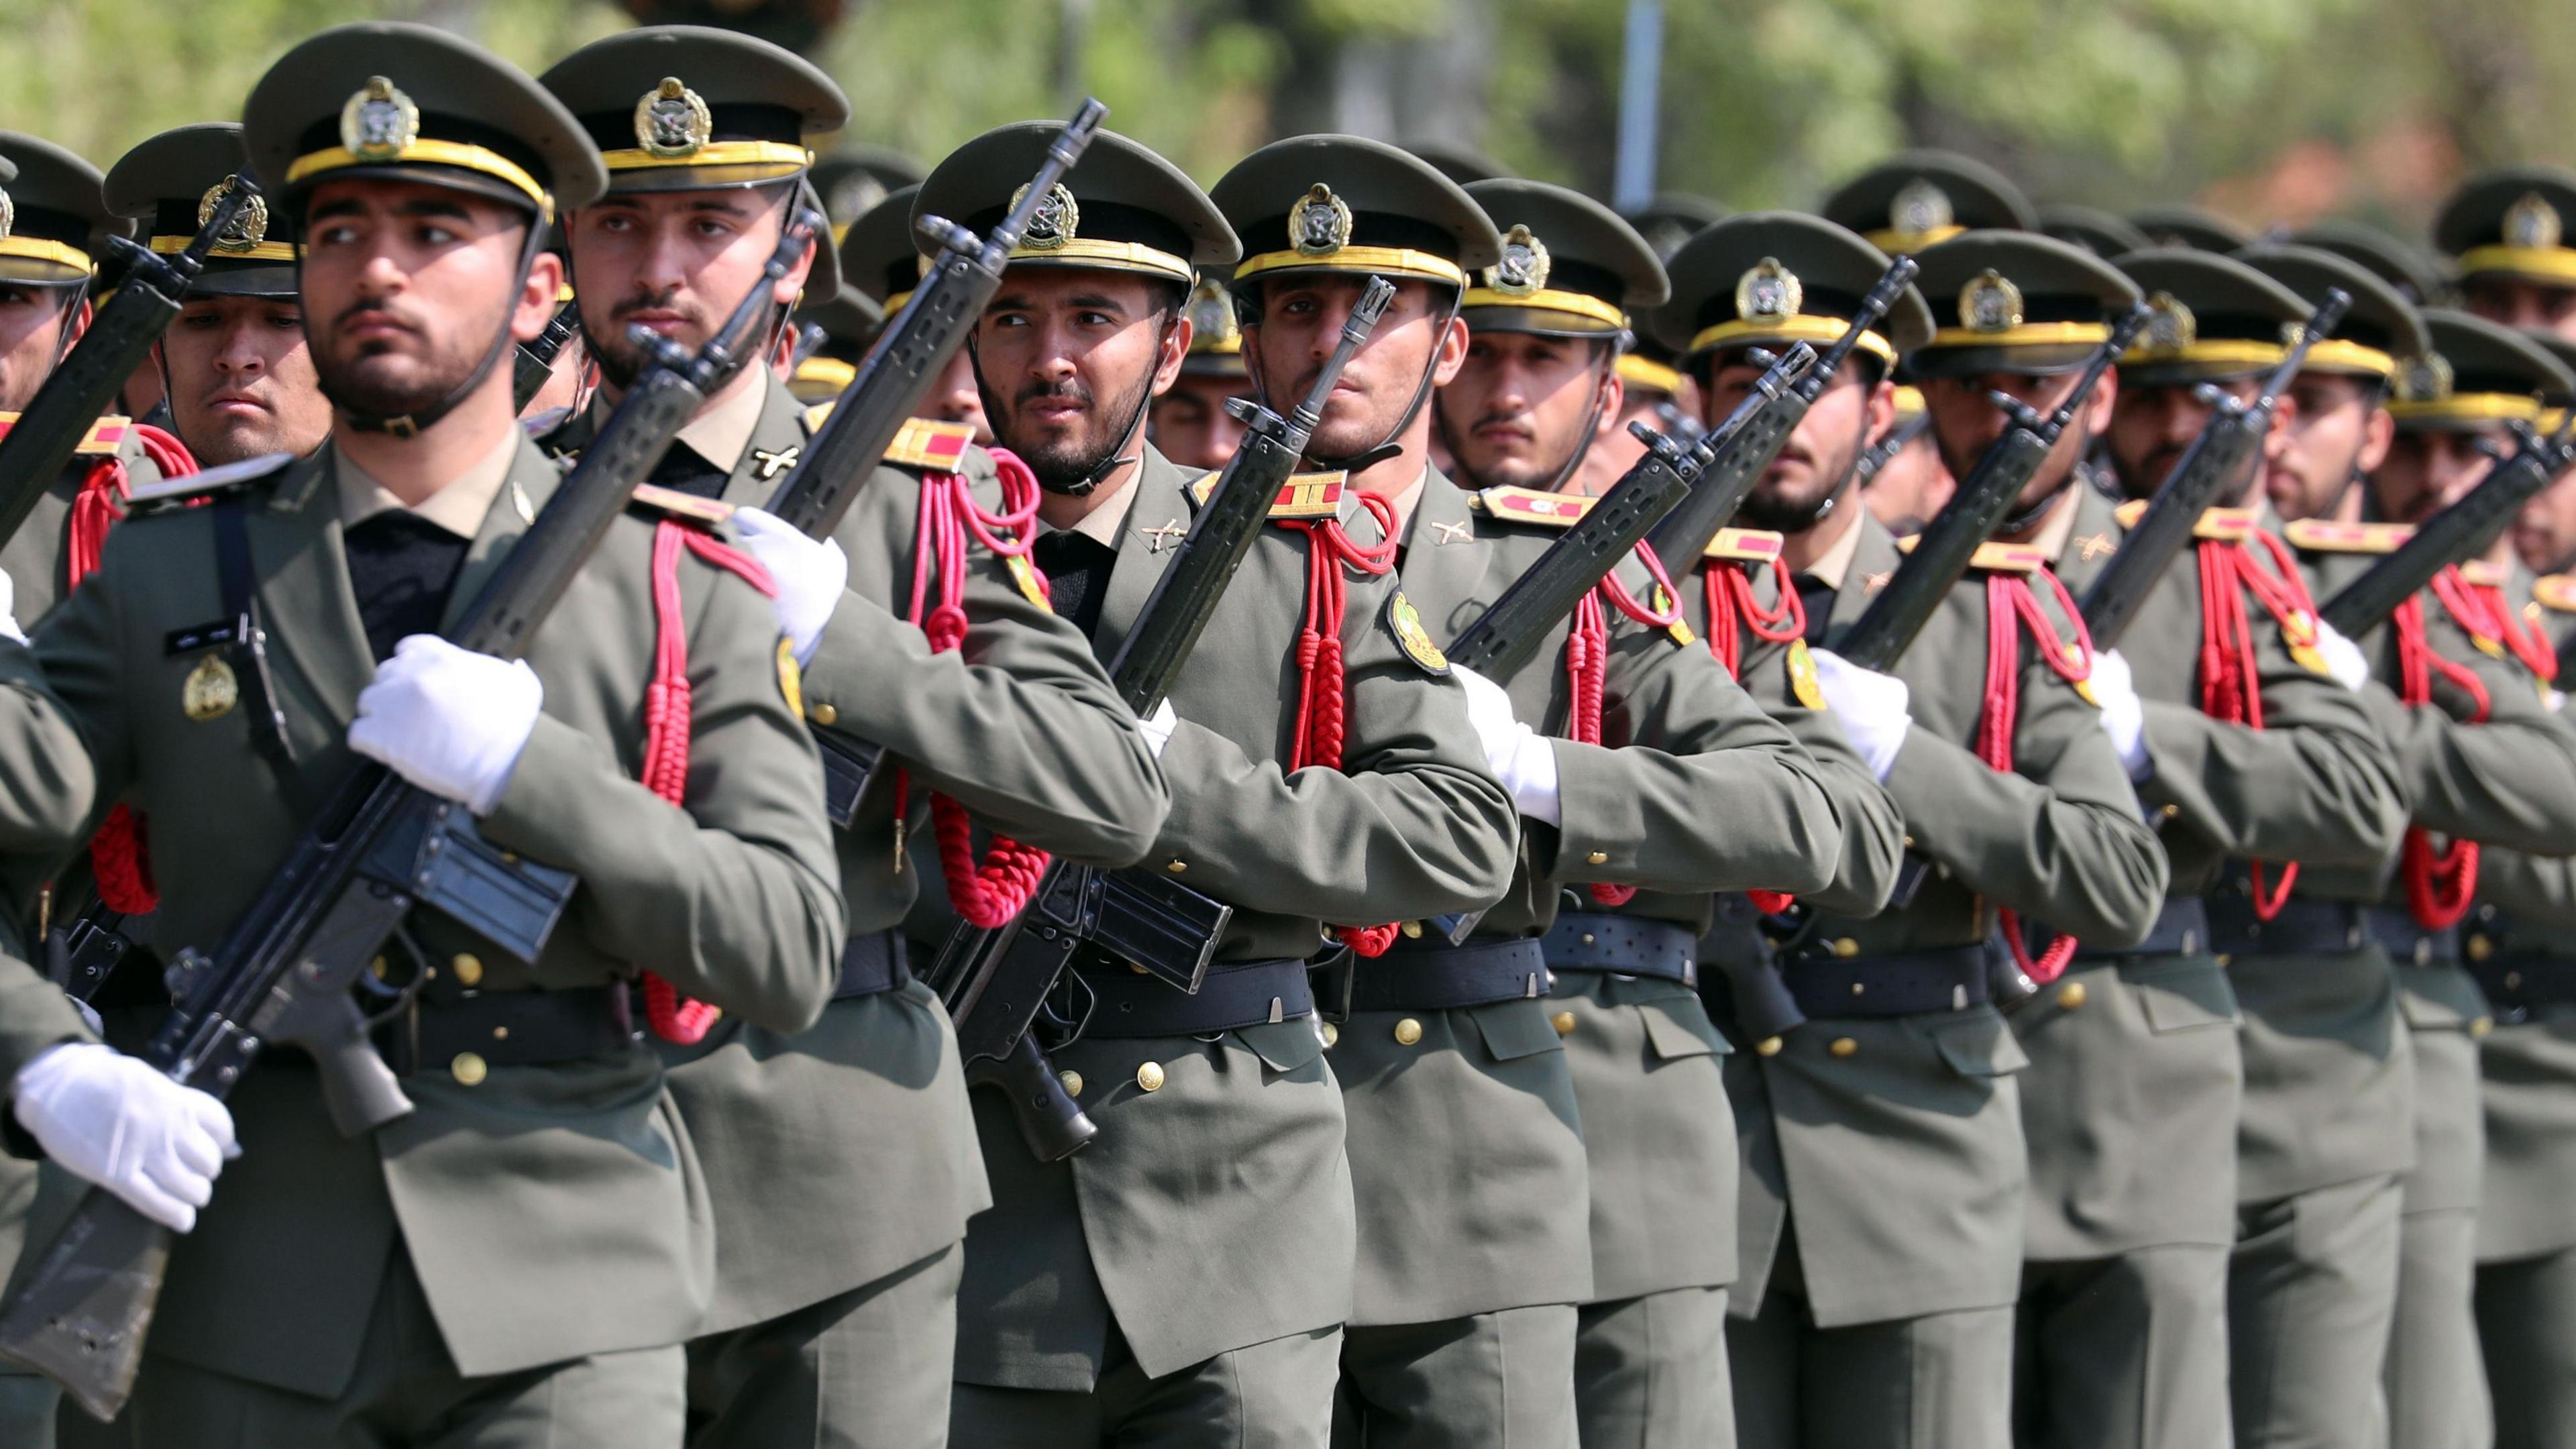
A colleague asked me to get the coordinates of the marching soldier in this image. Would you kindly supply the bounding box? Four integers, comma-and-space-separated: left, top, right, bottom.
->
782, 282, 882, 402
1858, 382, 1948, 535
1819, 150, 2037, 257
0, 20, 847, 1440
2436, 167, 2576, 342
809, 143, 920, 245
1411, 178, 1852, 1447
2017, 245, 2405, 1449
2292, 219, 2457, 310
915, 123, 1517, 1446
536, 30, 1173, 1448
2036, 204, 2152, 259
837, 182, 991, 442
2129, 205, 2254, 254
101, 124, 332, 467
2508, 333, 2576, 582
1145, 270, 1254, 469
2239, 245, 2427, 527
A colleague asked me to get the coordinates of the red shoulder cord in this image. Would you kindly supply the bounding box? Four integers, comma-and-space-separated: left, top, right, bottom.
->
2390, 566, 2501, 930
1282, 493, 1405, 956
636, 521, 781, 1044
1700, 557, 1807, 914
73, 424, 197, 916
2473, 578, 2561, 684
892, 449, 1054, 930
1565, 546, 1690, 908
1978, 568, 2097, 984
2197, 530, 2322, 920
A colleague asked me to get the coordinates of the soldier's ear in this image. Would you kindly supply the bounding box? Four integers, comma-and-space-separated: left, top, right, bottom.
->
2357, 402, 2397, 475
1431, 311, 1470, 388
1152, 310, 1192, 397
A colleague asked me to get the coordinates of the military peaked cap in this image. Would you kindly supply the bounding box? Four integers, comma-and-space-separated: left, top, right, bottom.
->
103, 123, 293, 298
1459, 178, 1666, 339
541, 25, 845, 195
2129, 204, 2254, 254
1405, 140, 1509, 187
2110, 247, 2311, 386
2390, 308, 2576, 431
2235, 243, 2428, 384
1652, 211, 1933, 373
2434, 166, 2576, 292
1623, 192, 1727, 264
1820, 150, 2035, 256
917, 123, 1235, 289
1181, 267, 1246, 378
2290, 219, 2456, 308
0, 132, 115, 285
1907, 229, 2141, 377
2037, 203, 2151, 259
812, 145, 921, 239
1212, 134, 1501, 292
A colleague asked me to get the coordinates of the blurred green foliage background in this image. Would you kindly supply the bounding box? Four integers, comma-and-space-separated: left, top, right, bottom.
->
7, 0, 2572, 237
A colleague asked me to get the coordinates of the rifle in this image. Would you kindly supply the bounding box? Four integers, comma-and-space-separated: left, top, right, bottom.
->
0, 213, 822, 1424
1645, 258, 1919, 578
1833, 306, 2150, 672
0, 177, 258, 534
924, 278, 1397, 1163
511, 300, 584, 414
757, 99, 1110, 826
2318, 417, 2576, 639
1853, 411, 1931, 490
2080, 288, 2351, 647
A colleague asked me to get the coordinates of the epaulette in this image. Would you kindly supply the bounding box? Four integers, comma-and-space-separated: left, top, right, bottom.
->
2110, 498, 2258, 541
796, 407, 979, 475
2284, 519, 2410, 554
1894, 535, 2048, 574
1704, 527, 1784, 564
2533, 573, 2576, 613
123, 451, 294, 514
628, 482, 734, 527
1186, 469, 1347, 520
0, 413, 133, 459
1466, 484, 1590, 527
2458, 559, 2510, 588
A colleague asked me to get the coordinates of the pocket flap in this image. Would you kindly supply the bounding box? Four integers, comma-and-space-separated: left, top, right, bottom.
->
1237, 1018, 1326, 1073
1641, 1000, 1726, 1060
1927, 1010, 2031, 1078
2135, 961, 2243, 1034
2397, 968, 2489, 1030
1471, 1002, 1568, 1062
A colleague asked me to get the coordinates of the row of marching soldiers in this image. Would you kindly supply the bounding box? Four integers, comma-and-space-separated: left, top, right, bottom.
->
0, 18, 2565, 1449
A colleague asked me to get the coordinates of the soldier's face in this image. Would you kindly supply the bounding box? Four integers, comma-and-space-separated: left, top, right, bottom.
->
1708, 360, 1888, 534
2465, 277, 2576, 343
0, 282, 83, 414
2514, 458, 2576, 574
974, 268, 1185, 492
2373, 427, 2498, 525
301, 180, 561, 422
2104, 375, 2271, 503
1242, 276, 1466, 462
1437, 330, 1615, 490
2264, 372, 2391, 521
567, 186, 812, 389
158, 295, 332, 466
926, 347, 991, 444
1864, 428, 1953, 536
1149, 372, 1252, 471
1919, 367, 2114, 511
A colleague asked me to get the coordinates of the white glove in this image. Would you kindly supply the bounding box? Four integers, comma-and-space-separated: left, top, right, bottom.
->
1809, 649, 1911, 782
348, 635, 543, 816
2313, 619, 2370, 693
1140, 698, 1178, 759
730, 506, 848, 667
1453, 664, 1560, 826
0, 567, 21, 645
13, 1042, 236, 1232
2088, 648, 2151, 780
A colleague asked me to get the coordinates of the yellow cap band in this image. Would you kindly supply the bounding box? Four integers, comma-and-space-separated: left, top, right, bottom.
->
2122, 339, 2286, 370
1615, 354, 1682, 394
0, 237, 95, 276
287, 139, 550, 212
2457, 245, 2576, 286
2545, 406, 2571, 434
2387, 391, 2544, 423
600, 140, 812, 175
2299, 339, 2396, 378
1460, 286, 1626, 331
1691, 313, 1896, 365
1008, 237, 1194, 285
150, 234, 297, 263
1235, 246, 1466, 288
1864, 224, 1966, 254
1927, 321, 2112, 349
1892, 384, 1926, 416
793, 356, 856, 392
1192, 333, 1242, 356
881, 288, 914, 314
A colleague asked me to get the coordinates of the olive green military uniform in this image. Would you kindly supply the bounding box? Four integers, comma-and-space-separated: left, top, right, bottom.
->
2009, 246, 2409, 1449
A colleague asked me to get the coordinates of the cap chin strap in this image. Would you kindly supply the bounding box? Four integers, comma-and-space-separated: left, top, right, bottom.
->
1998, 466, 2078, 539
574, 184, 797, 411
314, 215, 547, 439
966, 313, 1173, 498
1304, 286, 1464, 476
1436, 355, 1614, 496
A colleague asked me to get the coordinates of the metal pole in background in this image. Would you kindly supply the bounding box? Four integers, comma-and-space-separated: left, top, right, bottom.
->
1613, 0, 1662, 212
1057, 0, 1095, 113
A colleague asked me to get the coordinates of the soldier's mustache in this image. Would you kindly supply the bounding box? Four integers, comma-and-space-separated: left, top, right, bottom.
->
1016, 380, 1093, 409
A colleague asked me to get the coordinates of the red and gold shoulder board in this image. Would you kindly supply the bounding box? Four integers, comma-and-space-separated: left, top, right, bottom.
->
2533, 573, 2576, 613
2284, 518, 2410, 554
629, 482, 734, 526
0, 412, 131, 458
1468, 484, 1590, 527
1703, 527, 1784, 564
2457, 559, 2510, 588
2113, 498, 2148, 530
2110, 497, 2256, 540
1188, 469, 1347, 519
1894, 535, 2046, 574
796, 407, 977, 474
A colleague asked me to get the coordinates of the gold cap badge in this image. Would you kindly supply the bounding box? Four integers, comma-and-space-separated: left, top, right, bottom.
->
1890, 178, 1954, 238
1011, 181, 1080, 251
2398, 350, 2455, 403
1483, 223, 1550, 296
182, 653, 239, 722
635, 77, 713, 159
198, 176, 268, 253
1735, 257, 1803, 321
2140, 291, 2197, 353
1959, 268, 2025, 334
1187, 275, 1238, 347
340, 76, 421, 163
2506, 191, 2563, 252
0, 185, 13, 244
1291, 182, 1353, 258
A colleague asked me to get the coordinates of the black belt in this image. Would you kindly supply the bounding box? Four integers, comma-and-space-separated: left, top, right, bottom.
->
384, 986, 638, 1076
1342, 936, 1550, 1015
835, 930, 911, 999
1540, 912, 1698, 987
2206, 885, 2368, 958
2364, 907, 2459, 967
2051, 897, 2210, 962
1073, 957, 1313, 1038
2470, 956, 2576, 1021
1783, 940, 1994, 1020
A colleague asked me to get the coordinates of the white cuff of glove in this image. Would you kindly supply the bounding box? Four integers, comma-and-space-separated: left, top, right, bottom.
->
1140, 698, 1179, 759
1809, 648, 1912, 783
0, 566, 22, 645
729, 506, 848, 667
1453, 664, 1562, 826
13, 1041, 236, 1233
348, 635, 544, 816
2313, 619, 2371, 693
2089, 648, 2152, 780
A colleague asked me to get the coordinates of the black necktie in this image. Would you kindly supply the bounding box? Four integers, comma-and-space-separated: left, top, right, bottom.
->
648, 441, 731, 500
344, 511, 472, 663
1796, 573, 1837, 647
1030, 529, 1118, 639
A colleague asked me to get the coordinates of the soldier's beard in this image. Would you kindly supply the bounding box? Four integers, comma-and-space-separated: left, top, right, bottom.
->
590, 288, 739, 391
314, 304, 492, 422
1005, 368, 1156, 495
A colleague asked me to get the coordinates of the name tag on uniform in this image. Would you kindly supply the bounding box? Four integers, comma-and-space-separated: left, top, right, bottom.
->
165, 620, 241, 654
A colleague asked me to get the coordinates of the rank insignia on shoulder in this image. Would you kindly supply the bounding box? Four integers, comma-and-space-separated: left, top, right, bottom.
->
125, 451, 295, 513
1004, 553, 1052, 611
775, 637, 803, 718
1470, 485, 1589, 527
2534, 574, 2576, 613
2113, 498, 2148, 530
0, 413, 136, 459
2106, 498, 2251, 541
1786, 639, 1826, 710
2457, 559, 2509, 588
1703, 528, 1784, 564
2283, 519, 2410, 554
1387, 590, 1450, 675
1895, 535, 2045, 573
1187, 469, 1346, 520
883, 418, 975, 472
629, 483, 735, 526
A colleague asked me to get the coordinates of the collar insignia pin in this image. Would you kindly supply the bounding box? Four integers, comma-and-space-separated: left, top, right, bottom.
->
1142, 518, 1186, 553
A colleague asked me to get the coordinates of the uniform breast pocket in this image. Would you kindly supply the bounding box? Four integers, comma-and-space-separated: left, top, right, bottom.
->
1925, 1009, 2032, 1080
1237, 1018, 1328, 1078
1470, 1001, 1567, 1063
2133, 959, 2243, 1035
1641, 997, 1728, 1060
